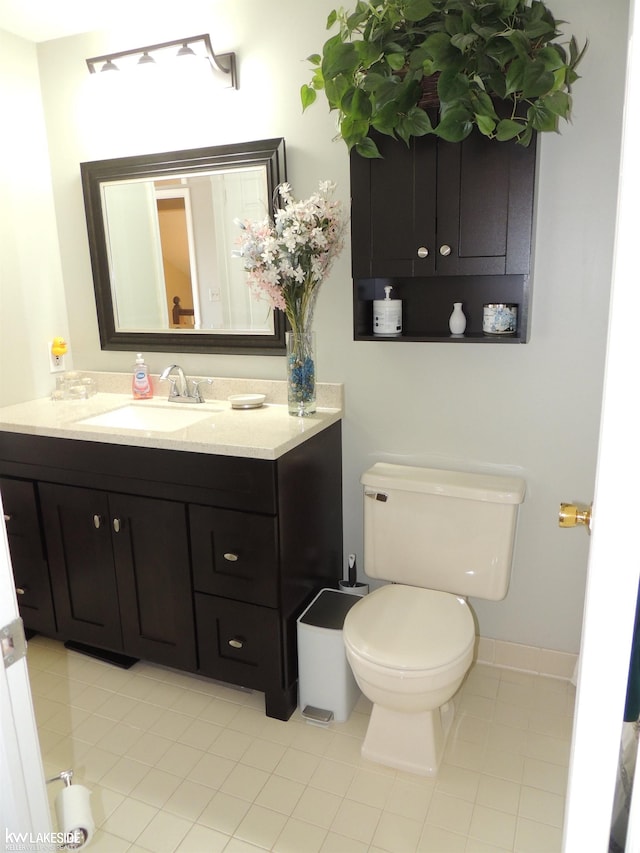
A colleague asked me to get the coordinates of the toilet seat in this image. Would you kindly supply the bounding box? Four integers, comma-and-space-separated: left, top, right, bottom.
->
343, 584, 474, 672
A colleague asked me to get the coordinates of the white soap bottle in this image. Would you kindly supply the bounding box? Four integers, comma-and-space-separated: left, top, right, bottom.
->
132, 353, 153, 399
373, 285, 402, 337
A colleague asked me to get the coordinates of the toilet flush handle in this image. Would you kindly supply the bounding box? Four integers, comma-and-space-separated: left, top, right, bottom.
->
365, 489, 388, 502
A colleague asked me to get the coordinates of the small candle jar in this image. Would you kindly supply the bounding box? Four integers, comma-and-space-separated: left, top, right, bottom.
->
483, 303, 518, 335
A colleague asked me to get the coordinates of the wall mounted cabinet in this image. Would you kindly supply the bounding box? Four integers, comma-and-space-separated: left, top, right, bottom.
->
0, 425, 342, 720
350, 130, 537, 342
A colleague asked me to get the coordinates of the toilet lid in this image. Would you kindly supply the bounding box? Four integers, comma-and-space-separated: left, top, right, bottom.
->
344, 585, 474, 671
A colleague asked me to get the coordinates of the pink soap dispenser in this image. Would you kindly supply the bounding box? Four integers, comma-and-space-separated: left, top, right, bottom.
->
132, 353, 153, 399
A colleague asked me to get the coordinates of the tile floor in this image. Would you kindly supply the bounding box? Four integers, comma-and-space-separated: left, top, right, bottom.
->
29, 635, 575, 853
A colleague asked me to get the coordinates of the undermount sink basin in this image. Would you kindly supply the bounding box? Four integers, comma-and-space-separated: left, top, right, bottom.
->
77, 403, 222, 433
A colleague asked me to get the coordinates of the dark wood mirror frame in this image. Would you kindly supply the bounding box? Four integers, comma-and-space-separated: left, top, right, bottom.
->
81, 138, 287, 355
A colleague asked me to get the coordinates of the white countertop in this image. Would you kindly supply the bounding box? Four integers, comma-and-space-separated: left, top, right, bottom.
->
0, 377, 343, 461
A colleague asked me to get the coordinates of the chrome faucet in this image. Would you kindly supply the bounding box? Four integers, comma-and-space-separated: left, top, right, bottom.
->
159, 364, 212, 403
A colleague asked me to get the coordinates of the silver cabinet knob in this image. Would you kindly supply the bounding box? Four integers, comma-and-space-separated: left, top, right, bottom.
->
113, 518, 121, 533
223, 552, 239, 562
417, 246, 429, 258
228, 637, 244, 649
3, 514, 11, 522
93, 514, 103, 529
15, 587, 26, 596
439, 244, 452, 256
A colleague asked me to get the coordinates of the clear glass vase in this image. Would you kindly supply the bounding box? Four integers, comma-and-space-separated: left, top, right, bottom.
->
286, 331, 316, 416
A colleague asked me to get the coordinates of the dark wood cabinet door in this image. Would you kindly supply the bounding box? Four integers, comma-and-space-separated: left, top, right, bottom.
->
1, 477, 56, 634
190, 504, 279, 607
40, 483, 122, 650
436, 133, 535, 275
110, 493, 196, 670
351, 132, 437, 278
351, 131, 535, 279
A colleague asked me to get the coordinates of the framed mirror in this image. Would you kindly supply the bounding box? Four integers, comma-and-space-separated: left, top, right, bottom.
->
81, 138, 287, 354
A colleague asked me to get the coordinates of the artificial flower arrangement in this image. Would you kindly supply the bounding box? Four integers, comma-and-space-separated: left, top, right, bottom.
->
234, 181, 346, 336
235, 181, 346, 415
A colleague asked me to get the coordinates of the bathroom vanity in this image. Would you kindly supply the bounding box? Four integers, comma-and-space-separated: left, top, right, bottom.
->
0, 380, 343, 720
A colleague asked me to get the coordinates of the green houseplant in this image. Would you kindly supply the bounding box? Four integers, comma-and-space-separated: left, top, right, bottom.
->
301, 0, 586, 157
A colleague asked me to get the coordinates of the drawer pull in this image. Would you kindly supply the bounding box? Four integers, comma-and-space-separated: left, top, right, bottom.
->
439, 244, 452, 256
15, 587, 26, 596
417, 246, 429, 258
93, 514, 103, 529
223, 552, 239, 562
228, 637, 244, 649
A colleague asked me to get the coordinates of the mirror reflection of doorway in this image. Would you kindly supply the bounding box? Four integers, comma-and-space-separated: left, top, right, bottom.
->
156, 189, 199, 329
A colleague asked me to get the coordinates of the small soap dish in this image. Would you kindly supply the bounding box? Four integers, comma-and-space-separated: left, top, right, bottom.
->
228, 394, 266, 410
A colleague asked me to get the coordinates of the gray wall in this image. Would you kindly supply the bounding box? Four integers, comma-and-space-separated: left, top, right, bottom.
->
0, 0, 630, 653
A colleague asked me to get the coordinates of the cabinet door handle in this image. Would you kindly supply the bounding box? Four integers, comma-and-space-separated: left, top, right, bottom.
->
228, 637, 244, 649
439, 244, 452, 256
113, 518, 121, 533
3, 514, 11, 522
223, 552, 239, 562
15, 587, 26, 596
417, 246, 429, 258
93, 514, 103, 529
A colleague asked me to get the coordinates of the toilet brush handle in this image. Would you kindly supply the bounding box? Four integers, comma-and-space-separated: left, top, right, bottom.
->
348, 553, 357, 587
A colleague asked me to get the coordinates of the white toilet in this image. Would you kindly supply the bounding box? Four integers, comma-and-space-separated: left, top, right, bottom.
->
343, 462, 526, 776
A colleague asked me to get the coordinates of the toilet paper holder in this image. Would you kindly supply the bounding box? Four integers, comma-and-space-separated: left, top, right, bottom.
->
46, 768, 94, 850
47, 767, 75, 788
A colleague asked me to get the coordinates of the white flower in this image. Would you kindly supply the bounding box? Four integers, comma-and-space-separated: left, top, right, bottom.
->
235, 181, 346, 330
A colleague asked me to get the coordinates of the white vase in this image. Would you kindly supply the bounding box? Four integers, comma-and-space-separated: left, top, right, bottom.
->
449, 302, 466, 336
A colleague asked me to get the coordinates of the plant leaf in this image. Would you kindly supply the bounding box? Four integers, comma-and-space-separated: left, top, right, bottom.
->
342, 86, 373, 120
435, 106, 473, 142
306, 54, 321, 66
386, 52, 406, 70
521, 59, 555, 98
523, 19, 555, 39
542, 90, 571, 118
438, 68, 470, 101
326, 9, 338, 30
475, 113, 496, 136
469, 88, 498, 118
322, 37, 359, 78
505, 29, 533, 60
496, 118, 524, 141
405, 0, 436, 22
373, 78, 402, 107
396, 79, 423, 111
425, 32, 461, 68
354, 136, 382, 158
451, 33, 478, 53
300, 84, 317, 111
505, 58, 525, 95
355, 39, 383, 68
340, 115, 370, 146
528, 100, 558, 132
401, 106, 434, 136
536, 45, 565, 71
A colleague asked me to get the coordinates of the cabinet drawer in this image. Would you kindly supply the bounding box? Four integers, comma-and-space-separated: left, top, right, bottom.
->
195, 593, 282, 692
190, 505, 278, 607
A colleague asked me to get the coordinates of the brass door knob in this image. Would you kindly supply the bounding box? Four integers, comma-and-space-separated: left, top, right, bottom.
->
559, 502, 592, 532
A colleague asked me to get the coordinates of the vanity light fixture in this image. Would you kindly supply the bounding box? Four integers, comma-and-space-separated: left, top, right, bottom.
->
86, 34, 238, 88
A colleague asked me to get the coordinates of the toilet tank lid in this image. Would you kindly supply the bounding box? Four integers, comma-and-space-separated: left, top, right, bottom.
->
361, 463, 526, 505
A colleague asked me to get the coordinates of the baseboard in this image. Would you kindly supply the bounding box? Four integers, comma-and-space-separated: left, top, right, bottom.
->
475, 635, 578, 681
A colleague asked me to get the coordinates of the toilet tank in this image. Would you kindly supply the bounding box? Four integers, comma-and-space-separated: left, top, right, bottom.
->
362, 463, 526, 601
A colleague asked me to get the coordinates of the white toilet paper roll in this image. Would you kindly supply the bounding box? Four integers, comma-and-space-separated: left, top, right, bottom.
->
55, 784, 95, 849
